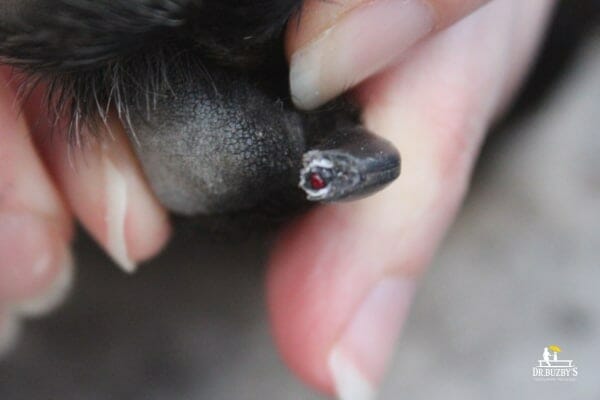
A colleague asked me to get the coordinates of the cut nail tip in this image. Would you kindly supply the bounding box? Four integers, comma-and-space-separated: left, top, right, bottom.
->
17, 251, 75, 317
328, 347, 378, 400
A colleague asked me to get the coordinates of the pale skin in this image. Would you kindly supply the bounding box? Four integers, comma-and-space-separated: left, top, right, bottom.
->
0, 0, 555, 398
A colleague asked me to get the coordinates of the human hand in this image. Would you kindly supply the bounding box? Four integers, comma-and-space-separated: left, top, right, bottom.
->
268, 0, 555, 398
0, 70, 171, 350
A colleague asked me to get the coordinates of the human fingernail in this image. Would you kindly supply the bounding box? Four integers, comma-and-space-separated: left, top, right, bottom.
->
103, 156, 136, 273
290, 0, 435, 110
17, 251, 74, 317
102, 148, 171, 273
0, 213, 67, 302
66, 126, 170, 274
328, 278, 415, 400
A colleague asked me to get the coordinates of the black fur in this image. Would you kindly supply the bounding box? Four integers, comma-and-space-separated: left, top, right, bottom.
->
0, 0, 303, 142
0, 0, 300, 69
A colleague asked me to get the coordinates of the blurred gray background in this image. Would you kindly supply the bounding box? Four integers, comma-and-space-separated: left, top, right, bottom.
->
1, 6, 599, 400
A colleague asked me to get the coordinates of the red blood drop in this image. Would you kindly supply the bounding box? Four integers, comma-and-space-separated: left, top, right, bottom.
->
309, 173, 326, 190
